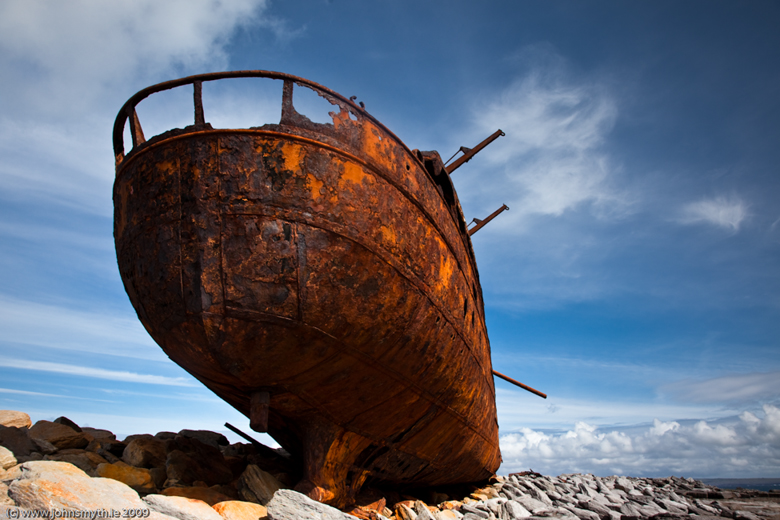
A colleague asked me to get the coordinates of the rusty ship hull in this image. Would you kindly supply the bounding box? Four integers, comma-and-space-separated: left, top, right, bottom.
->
113, 71, 501, 505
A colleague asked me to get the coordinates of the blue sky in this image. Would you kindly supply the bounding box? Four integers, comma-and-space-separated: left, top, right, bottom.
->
1, 0, 778, 478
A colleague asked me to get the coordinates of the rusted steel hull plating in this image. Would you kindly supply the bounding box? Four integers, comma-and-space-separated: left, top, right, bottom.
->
113, 71, 501, 506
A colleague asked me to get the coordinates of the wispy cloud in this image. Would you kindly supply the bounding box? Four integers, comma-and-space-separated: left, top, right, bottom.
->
661, 371, 780, 404
678, 195, 749, 232
462, 52, 628, 229
0, 295, 164, 360
0, 387, 114, 402
496, 389, 737, 433
0, 357, 196, 387
499, 404, 780, 477
0, 0, 284, 217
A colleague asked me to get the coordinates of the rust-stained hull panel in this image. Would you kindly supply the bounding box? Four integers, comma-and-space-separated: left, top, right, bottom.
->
113, 72, 500, 506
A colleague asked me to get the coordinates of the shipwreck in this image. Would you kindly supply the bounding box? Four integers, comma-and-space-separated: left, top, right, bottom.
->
112, 71, 543, 507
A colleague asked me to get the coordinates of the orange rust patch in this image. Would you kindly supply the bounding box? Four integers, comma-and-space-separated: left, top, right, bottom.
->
342, 162, 366, 184
308, 174, 324, 200
281, 142, 304, 172
379, 225, 397, 245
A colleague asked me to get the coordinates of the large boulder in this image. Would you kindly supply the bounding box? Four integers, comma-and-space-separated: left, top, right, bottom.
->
124, 437, 167, 468
29, 420, 89, 450
164, 450, 202, 487
0, 426, 37, 459
0, 411, 31, 429
82, 427, 115, 440
177, 430, 229, 449
86, 437, 127, 460
8, 461, 147, 510
164, 436, 232, 486
237, 465, 282, 505
53, 416, 82, 432
95, 461, 156, 493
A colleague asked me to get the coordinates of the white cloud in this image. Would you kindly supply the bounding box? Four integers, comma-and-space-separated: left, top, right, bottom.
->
679, 196, 749, 232
0, 357, 195, 387
0, 0, 271, 116
499, 404, 780, 477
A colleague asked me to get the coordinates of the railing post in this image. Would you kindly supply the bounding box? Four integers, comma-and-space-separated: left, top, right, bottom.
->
281, 79, 294, 124
194, 81, 205, 126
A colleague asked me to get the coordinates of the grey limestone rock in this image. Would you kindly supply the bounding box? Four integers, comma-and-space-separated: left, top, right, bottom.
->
619, 501, 643, 517
144, 494, 223, 520
733, 511, 763, 520
461, 503, 490, 518
266, 489, 355, 520
415, 500, 437, 520
500, 501, 531, 519
614, 477, 634, 493
560, 505, 598, 520
577, 499, 612, 517
657, 497, 688, 514
484, 498, 506, 515
511, 496, 552, 515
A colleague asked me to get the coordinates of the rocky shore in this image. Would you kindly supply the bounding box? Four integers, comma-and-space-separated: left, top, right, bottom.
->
2, 410, 778, 520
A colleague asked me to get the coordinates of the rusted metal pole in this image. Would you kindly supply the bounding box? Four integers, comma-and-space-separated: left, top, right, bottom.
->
445, 129, 505, 174
492, 370, 547, 399
224, 422, 291, 460
468, 204, 509, 236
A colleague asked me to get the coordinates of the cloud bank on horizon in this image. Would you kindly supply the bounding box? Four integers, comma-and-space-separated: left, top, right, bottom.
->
1, 1, 778, 478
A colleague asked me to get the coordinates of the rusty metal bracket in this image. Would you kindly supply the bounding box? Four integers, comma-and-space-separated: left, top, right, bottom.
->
468, 204, 509, 236
445, 129, 505, 174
